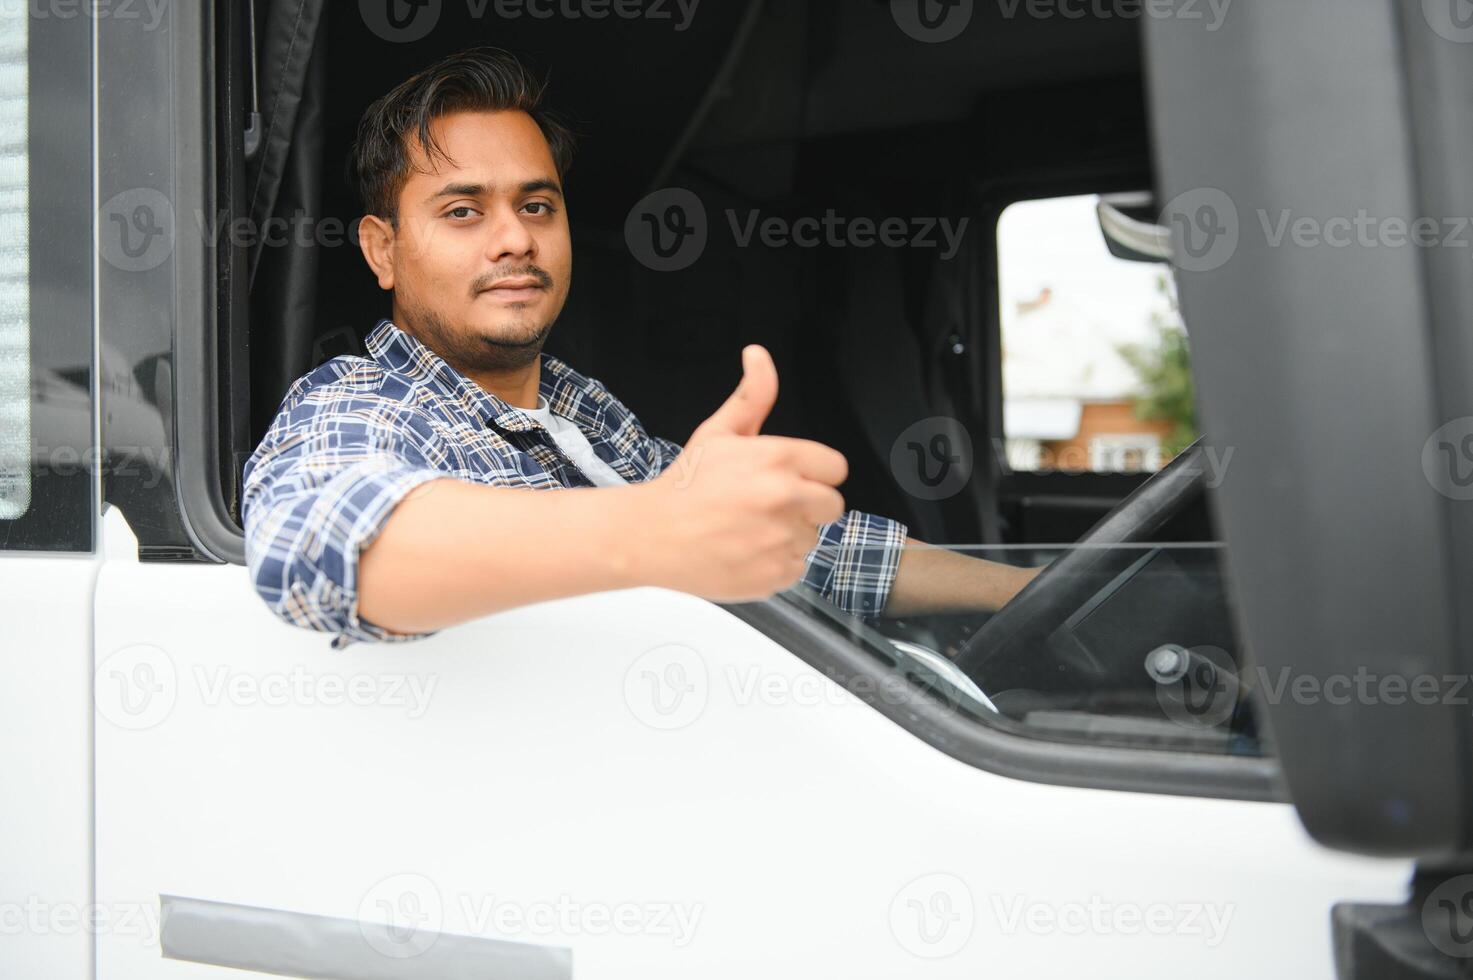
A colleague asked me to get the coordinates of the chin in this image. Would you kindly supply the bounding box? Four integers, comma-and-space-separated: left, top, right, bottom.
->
479, 319, 548, 349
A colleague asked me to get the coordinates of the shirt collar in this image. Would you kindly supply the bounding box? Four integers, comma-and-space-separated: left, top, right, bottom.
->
364, 318, 614, 436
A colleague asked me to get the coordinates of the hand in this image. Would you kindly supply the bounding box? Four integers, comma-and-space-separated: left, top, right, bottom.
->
637, 345, 848, 601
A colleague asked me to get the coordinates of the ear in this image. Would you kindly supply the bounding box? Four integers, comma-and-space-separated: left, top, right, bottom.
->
356, 214, 396, 291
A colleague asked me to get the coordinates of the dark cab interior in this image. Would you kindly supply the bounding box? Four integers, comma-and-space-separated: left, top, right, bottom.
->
237, 0, 1185, 547
228, 0, 1242, 746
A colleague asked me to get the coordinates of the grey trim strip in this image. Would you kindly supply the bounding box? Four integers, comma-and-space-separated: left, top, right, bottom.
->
160, 895, 571, 980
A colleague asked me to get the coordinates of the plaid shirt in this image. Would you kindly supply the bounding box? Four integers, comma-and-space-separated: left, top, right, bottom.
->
243, 319, 908, 648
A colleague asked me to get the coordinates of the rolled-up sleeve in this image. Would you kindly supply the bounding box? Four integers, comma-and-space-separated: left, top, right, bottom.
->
242, 410, 448, 649
800, 509, 908, 621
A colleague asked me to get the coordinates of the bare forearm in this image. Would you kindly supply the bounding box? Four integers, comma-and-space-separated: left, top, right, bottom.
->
882, 536, 1040, 617
358, 478, 652, 634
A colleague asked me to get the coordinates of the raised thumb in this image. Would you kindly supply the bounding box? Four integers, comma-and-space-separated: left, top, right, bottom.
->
694, 345, 778, 439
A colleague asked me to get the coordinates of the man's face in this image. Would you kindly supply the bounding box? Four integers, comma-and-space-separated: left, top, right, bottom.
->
368, 109, 572, 373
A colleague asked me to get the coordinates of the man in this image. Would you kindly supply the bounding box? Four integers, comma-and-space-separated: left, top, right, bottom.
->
242, 46, 1039, 649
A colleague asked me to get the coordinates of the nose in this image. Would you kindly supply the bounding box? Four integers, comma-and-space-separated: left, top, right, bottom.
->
484, 203, 537, 264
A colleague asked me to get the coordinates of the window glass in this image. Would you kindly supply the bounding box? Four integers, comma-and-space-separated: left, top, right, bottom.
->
0, 4, 92, 552
781, 540, 1264, 758
998, 194, 1194, 474
0, 9, 27, 521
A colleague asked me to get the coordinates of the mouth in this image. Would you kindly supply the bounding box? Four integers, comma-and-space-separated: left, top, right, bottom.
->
478, 278, 547, 304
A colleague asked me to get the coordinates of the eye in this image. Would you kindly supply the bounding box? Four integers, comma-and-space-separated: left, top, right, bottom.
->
446, 206, 479, 220
523, 201, 558, 217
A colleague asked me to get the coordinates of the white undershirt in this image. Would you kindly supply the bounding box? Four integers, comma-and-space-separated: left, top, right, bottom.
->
521, 394, 631, 488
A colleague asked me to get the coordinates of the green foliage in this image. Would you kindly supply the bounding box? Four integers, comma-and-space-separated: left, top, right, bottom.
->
1118, 275, 1198, 456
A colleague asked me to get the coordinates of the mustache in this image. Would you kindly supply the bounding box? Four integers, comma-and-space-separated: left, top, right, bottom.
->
471, 266, 554, 294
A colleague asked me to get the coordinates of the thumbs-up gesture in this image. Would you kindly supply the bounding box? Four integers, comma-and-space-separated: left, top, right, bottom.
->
641, 346, 848, 602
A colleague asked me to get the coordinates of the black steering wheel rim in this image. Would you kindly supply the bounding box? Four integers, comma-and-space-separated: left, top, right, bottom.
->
953, 440, 1212, 682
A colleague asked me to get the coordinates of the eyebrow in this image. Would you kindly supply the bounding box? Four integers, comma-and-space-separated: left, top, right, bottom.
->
425, 178, 563, 204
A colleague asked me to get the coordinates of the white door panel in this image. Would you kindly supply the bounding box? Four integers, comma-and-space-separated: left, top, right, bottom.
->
94, 549, 1411, 979
1, 554, 100, 980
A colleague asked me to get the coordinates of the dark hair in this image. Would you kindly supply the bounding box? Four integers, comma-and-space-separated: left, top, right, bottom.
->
348, 46, 576, 225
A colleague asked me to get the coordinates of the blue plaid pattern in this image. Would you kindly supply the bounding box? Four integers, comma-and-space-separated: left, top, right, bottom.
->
243, 319, 908, 648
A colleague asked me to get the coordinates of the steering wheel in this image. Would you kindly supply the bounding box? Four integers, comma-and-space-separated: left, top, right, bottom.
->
952, 441, 1212, 687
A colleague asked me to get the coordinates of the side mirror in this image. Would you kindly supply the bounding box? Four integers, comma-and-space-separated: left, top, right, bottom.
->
1095, 192, 1172, 263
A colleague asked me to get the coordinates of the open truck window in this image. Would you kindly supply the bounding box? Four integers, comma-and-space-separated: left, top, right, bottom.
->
999, 194, 1193, 476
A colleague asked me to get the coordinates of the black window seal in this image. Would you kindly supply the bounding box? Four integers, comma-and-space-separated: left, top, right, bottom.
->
169, 0, 247, 565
